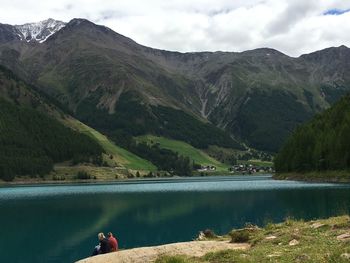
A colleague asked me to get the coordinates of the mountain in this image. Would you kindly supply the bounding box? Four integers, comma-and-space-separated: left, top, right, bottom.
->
274, 94, 350, 173
0, 18, 349, 152
0, 18, 65, 43
0, 66, 104, 181
14, 18, 66, 43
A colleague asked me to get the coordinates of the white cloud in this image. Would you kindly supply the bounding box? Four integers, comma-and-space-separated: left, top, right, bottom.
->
0, 0, 350, 56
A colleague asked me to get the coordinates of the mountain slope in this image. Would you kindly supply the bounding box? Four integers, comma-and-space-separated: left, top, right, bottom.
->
0, 98, 104, 181
136, 135, 229, 171
0, 65, 160, 178
66, 118, 157, 171
0, 66, 102, 181
1, 19, 350, 152
274, 94, 350, 173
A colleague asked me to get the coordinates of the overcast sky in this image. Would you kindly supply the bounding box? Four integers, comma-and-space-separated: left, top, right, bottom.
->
1, 0, 350, 56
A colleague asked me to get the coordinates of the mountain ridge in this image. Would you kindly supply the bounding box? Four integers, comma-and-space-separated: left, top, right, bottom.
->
14, 18, 66, 43
0, 18, 349, 152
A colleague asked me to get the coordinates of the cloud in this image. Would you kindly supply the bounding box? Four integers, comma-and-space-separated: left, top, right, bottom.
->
265, 0, 318, 35
0, 0, 350, 56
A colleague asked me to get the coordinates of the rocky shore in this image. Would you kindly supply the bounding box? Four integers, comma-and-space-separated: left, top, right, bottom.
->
76, 240, 248, 263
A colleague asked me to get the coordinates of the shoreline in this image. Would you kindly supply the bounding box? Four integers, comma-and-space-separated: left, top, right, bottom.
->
273, 171, 350, 183
0, 173, 272, 187
76, 240, 249, 263
76, 215, 350, 263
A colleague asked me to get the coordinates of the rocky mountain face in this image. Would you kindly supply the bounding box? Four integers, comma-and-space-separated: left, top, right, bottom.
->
0, 18, 349, 152
14, 18, 66, 43
0, 18, 65, 43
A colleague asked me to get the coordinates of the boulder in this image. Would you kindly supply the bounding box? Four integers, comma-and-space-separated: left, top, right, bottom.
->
336, 233, 350, 241
289, 239, 299, 246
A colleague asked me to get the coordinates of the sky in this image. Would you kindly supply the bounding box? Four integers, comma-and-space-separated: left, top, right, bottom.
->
1, 0, 350, 57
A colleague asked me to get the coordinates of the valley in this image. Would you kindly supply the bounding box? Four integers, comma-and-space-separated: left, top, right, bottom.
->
1, 5, 350, 263
0, 18, 348, 182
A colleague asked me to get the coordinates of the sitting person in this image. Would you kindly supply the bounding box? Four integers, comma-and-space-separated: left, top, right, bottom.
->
108, 232, 119, 252
91, 244, 101, 256
98, 232, 112, 254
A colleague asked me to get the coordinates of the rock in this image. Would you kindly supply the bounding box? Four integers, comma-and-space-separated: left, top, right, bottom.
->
197, 231, 205, 241
341, 253, 350, 259
336, 233, 350, 241
311, 222, 326, 229
197, 229, 217, 240
267, 252, 282, 258
76, 240, 250, 263
265, 235, 277, 240
289, 239, 299, 246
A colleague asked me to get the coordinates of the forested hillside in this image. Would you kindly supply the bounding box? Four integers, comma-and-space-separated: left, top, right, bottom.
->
77, 91, 243, 149
274, 94, 350, 173
0, 99, 104, 181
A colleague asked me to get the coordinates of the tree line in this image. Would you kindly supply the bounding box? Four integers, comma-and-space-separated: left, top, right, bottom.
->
274, 94, 350, 173
0, 99, 104, 181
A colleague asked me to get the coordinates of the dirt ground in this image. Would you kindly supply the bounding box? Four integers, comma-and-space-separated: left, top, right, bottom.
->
76, 240, 249, 263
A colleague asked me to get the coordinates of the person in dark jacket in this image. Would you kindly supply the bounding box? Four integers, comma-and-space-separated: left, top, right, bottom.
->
98, 232, 111, 254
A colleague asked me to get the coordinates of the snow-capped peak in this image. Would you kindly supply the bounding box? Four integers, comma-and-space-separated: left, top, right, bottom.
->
14, 18, 66, 43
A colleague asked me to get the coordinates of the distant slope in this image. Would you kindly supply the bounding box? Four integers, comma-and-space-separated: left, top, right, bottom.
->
76, 91, 243, 150
0, 65, 156, 175
0, 99, 103, 181
66, 119, 156, 171
1, 19, 350, 152
274, 94, 350, 173
136, 135, 229, 171
0, 65, 103, 181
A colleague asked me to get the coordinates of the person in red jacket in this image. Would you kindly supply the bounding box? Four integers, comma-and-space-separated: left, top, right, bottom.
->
108, 232, 118, 252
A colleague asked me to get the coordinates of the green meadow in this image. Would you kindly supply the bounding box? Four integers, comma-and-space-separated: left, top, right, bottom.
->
136, 135, 230, 171
66, 118, 156, 171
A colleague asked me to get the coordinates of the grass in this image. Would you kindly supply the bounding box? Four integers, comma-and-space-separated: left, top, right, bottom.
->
239, 159, 273, 167
136, 135, 230, 171
64, 118, 156, 171
155, 215, 350, 263
155, 255, 200, 263
51, 164, 135, 181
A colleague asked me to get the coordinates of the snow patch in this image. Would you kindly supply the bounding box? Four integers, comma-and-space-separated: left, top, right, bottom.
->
14, 18, 66, 43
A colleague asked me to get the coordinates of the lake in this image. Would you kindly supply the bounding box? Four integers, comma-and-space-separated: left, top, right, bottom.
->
1, 175, 350, 263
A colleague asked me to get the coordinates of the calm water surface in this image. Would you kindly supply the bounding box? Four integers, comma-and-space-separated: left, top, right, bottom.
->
1, 175, 350, 263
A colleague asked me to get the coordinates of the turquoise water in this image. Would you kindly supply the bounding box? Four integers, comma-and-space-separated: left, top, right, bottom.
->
0, 175, 350, 262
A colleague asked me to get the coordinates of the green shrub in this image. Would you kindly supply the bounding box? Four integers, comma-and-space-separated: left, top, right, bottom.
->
52, 175, 66, 181
229, 229, 250, 243
0, 166, 15, 182
75, 171, 91, 180
203, 229, 217, 239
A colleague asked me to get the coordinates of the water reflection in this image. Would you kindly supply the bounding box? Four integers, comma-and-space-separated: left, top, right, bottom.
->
0, 176, 349, 263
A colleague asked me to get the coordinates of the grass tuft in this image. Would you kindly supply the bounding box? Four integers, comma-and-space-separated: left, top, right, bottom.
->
155, 215, 350, 263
